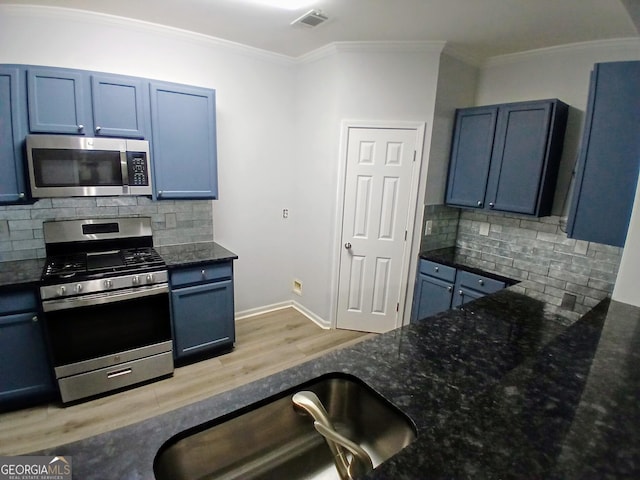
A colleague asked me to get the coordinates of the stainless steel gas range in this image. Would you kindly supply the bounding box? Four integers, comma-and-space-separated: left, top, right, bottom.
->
39, 217, 173, 404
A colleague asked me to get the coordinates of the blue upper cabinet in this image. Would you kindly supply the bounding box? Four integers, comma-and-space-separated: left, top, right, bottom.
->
27, 67, 89, 135
0, 66, 28, 203
445, 106, 497, 209
567, 61, 640, 248
446, 99, 568, 217
91, 74, 146, 138
26, 66, 148, 138
150, 81, 218, 199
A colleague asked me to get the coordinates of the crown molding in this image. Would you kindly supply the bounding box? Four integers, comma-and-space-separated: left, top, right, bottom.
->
0, 4, 297, 67
484, 37, 640, 67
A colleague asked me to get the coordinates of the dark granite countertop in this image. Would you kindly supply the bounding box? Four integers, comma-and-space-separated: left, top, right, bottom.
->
31, 290, 640, 479
0, 258, 45, 291
156, 241, 238, 268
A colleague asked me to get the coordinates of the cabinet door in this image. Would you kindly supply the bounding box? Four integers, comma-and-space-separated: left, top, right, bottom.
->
452, 271, 505, 308
411, 273, 453, 322
27, 68, 89, 134
91, 74, 146, 138
487, 101, 554, 214
445, 106, 497, 209
0, 67, 27, 203
452, 285, 484, 309
150, 82, 218, 199
0, 312, 55, 406
171, 279, 234, 359
567, 61, 640, 247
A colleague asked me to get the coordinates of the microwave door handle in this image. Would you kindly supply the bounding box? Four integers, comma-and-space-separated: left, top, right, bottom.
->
120, 151, 129, 192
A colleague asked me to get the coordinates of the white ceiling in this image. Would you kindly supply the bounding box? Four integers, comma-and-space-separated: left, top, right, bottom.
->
2, 0, 639, 60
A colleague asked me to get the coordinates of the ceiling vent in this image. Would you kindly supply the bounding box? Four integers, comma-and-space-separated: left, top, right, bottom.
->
291, 9, 328, 28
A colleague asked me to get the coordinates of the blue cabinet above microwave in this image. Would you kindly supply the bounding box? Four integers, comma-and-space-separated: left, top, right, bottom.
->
26, 67, 147, 138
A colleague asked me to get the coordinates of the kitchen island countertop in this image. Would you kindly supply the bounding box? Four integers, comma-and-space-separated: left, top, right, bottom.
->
30, 288, 640, 479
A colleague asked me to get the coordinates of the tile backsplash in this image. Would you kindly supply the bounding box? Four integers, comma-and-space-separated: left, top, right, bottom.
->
0, 197, 213, 262
422, 206, 623, 316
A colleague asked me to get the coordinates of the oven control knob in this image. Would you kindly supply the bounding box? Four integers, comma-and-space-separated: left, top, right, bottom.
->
132, 276, 139, 286
57, 286, 66, 296
104, 279, 113, 288
76, 284, 83, 293
146, 273, 154, 283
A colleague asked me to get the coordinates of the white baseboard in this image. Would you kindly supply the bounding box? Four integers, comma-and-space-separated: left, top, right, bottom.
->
234, 301, 292, 320
235, 300, 330, 329
291, 301, 330, 329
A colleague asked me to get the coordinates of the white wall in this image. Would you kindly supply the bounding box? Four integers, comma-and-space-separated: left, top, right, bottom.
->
0, 5, 297, 315
476, 39, 640, 307
424, 52, 479, 206
292, 43, 443, 325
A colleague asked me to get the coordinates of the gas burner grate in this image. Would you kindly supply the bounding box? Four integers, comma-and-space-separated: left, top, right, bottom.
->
121, 248, 164, 267
44, 254, 87, 278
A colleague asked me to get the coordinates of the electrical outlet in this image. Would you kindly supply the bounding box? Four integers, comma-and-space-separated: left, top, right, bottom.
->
293, 279, 303, 296
424, 220, 433, 235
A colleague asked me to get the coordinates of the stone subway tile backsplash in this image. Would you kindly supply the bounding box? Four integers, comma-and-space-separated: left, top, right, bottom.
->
421, 204, 460, 251
0, 197, 213, 261
453, 209, 622, 315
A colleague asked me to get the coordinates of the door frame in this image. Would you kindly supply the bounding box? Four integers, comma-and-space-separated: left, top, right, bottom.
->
329, 120, 427, 330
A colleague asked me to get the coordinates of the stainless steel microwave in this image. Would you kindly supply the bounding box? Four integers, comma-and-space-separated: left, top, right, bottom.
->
26, 135, 153, 198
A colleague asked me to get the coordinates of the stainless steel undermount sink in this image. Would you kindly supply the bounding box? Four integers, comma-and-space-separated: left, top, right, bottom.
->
154, 373, 417, 480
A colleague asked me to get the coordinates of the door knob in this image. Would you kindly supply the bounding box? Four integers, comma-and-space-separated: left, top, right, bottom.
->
344, 242, 352, 250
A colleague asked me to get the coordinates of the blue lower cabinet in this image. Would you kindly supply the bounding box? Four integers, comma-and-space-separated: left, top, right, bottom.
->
411, 259, 507, 321
170, 262, 235, 362
0, 290, 55, 410
411, 274, 454, 322
452, 270, 506, 309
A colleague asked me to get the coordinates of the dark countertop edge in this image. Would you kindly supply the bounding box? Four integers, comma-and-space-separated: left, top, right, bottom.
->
28, 291, 640, 479
0, 258, 45, 291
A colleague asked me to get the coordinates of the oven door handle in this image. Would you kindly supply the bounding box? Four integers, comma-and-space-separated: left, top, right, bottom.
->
42, 284, 169, 312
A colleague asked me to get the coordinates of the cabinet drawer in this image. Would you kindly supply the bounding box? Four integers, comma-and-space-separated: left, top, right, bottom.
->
456, 270, 505, 295
170, 262, 232, 287
418, 259, 456, 282
0, 290, 38, 315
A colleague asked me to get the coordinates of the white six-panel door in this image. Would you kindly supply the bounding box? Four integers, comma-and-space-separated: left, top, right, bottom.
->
337, 127, 419, 333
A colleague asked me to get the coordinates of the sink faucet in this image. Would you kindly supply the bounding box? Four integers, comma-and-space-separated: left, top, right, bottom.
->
292, 391, 373, 480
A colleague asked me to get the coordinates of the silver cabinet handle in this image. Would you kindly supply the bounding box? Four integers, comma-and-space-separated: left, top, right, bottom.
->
447, 286, 452, 292
434, 266, 439, 272
157, 191, 163, 197
459, 290, 463, 296
107, 368, 132, 379
344, 243, 352, 250
77, 124, 84, 132
32, 315, 38, 323
18, 192, 25, 199
201, 270, 206, 279
489, 202, 495, 208
476, 200, 482, 207
478, 279, 485, 286
95, 126, 102, 132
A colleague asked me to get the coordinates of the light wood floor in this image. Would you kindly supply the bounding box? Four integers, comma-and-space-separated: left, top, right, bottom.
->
0, 307, 373, 455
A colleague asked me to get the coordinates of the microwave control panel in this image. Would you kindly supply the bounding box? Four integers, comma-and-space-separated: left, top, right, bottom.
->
126, 152, 150, 186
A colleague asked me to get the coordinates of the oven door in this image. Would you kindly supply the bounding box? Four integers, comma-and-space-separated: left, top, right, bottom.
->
42, 284, 172, 377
